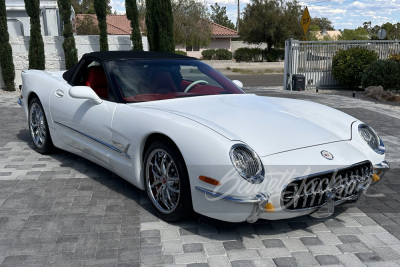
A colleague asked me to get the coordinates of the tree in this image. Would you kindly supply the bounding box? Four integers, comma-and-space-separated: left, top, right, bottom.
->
76, 15, 100, 35
0, 0, 15, 90
240, 0, 303, 51
24, 0, 45, 70
381, 22, 400, 40
146, 0, 174, 52
310, 17, 334, 31
58, 0, 78, 69
94, 0, 108, 51
210, 3, 235, 30
126, 0, 143, 50
339, 27, 369, 40
363, 21, 372, 32
171, 0, 212, 47
71, 0, 112, 14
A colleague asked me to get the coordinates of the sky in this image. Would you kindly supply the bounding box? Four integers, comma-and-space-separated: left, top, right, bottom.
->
109, 0, 400, 31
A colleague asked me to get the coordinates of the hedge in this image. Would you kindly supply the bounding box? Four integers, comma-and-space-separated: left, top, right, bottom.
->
215, 49, 232, 60
332, 47, 378, 88
361, 60, 400, 91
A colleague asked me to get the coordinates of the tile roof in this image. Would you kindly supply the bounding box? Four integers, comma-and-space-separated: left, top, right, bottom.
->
76, 14, 131, 35
206, 20, 239, 38
76, 14, 239, 38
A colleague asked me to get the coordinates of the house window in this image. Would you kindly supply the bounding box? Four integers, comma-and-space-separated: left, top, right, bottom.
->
186, 45, 200, 51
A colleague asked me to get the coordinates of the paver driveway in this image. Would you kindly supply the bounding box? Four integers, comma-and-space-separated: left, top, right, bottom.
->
0, 89, 399, 266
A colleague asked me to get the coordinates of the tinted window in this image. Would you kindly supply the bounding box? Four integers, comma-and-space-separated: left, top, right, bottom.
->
106, 59, 244, 102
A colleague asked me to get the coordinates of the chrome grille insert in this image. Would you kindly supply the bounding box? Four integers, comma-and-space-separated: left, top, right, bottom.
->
281, 161, 373, 211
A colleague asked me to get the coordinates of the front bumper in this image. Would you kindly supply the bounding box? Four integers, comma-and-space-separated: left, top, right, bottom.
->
195, 186, 269, 223
195, 160, 390, 223
371, 160, 390, 184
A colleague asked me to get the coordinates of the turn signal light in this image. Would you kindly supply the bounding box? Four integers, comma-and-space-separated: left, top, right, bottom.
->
264, 202, 275, 212
372, 174, 380, 182
199, 176, 221, 186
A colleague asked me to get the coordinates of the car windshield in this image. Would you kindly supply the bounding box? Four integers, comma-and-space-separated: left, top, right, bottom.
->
106, 59, 244, 102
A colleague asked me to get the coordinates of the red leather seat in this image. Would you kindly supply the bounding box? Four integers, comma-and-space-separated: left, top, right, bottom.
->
86, 66, 108, 99
149, 70, 177, 93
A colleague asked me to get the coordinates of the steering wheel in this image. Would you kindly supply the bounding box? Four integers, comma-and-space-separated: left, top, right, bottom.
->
184, 80, 209, 92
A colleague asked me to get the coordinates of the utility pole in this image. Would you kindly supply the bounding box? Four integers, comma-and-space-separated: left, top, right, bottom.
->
237, 0, 239, 32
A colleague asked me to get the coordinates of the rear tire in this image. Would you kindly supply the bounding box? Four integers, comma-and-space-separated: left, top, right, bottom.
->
144, 140, 193, 221
28, 97, 55, 154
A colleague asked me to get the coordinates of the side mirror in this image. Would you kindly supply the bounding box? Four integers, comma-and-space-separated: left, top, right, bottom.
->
69, 86, 102, 104
232, 80, 243, 89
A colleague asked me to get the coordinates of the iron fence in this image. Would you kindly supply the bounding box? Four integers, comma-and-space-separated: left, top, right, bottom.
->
283, 39, 400, 90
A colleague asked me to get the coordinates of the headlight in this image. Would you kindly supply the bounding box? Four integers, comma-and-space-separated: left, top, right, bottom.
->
229, 144, 264, 184
358, 124, 385, 154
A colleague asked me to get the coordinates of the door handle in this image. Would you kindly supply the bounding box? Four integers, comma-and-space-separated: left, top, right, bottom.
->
55, 89, 64, 98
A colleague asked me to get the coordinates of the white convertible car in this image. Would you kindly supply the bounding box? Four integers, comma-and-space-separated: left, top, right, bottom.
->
18, 51, 389, 223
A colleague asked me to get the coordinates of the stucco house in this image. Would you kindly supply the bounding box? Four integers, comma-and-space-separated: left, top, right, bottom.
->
313, 30, 342, 41
76, 14, 239, 58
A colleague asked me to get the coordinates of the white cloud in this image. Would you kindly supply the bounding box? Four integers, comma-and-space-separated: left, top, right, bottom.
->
350, 1, 367, 8
110, 0, 125, 14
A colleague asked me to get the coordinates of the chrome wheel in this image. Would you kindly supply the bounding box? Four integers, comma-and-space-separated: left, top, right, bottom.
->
146, 149, 180, 214
29, 102, 47, 148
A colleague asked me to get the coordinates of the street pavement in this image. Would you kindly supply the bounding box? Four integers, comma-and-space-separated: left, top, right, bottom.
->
225, 74, 284, 87
0, 89, 399, 266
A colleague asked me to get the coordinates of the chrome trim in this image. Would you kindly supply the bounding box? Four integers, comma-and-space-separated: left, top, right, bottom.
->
229, 144, 265, 184
17, 98, 24, 106
371, 160, 390, 185
247, 193, 270, 223
358, 124, 386, 155
280, 161, 373, 212
310, 191, 335, 218
54, 121, 131, 159
195, 186, 267, 204
374, 160, 390, 171
195, 186, 273, 224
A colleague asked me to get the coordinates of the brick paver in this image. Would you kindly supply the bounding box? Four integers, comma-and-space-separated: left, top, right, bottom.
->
1, 89, 399, 266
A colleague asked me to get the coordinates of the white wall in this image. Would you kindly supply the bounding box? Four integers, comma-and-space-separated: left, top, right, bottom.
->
176, 38, 232, 59
231, 41, 268, 55
0, 35, 148, 89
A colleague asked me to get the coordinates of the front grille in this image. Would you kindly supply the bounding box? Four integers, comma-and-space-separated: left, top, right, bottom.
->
281, 161, 373, 210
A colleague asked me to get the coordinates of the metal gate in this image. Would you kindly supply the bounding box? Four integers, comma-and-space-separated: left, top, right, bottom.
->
283, 39, 400, 90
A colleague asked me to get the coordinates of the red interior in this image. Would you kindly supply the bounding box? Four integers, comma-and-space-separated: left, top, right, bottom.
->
124, 85, 229, 102
86, 66, 108, 99
150, 70, 178, 93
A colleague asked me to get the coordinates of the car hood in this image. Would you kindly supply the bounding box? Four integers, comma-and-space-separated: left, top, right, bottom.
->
137, 94, 356, 156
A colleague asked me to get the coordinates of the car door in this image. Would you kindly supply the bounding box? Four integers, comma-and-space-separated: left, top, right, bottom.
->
50, 62, 117, 166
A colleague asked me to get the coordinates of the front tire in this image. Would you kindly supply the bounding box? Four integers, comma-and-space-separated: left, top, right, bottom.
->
28, 97, 54, 154
144, 141, 193, 221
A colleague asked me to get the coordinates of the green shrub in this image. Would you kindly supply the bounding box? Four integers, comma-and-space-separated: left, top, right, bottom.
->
58, 0, 78, 69
215, 49, 232, 60
361, 60, 400, 90
201, 49, 215, 60
126, 0, 143, 51
0, 0, 16, 90
94, 0, 108, 51
332, 47, 378, 88
24, 0, 45, 70
234, 48, 262, 62
388, 53, 400, 62
145, 0, 174, 52
265, 49, 284, 62
174, 50, 187, 56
